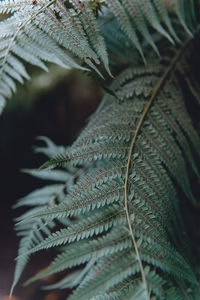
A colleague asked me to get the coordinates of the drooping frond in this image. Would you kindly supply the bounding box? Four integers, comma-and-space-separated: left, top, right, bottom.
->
0, 0, 110, 112
0, 0, 197, 113
101, 0, 196, 65
13, 38, 200, 298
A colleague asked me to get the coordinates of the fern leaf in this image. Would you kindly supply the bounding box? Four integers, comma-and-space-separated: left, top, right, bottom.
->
71, 0, 111, 76
0, 0, 110, 113
123, 0, 160, 56
22, 168, 72, 182
137, 0, 174, 44
107, 0, 145, 62
10, 216, 56, 296
16, 55, 200, 296
11, 1, 200, 298
10, 158, 71, 293
13, 184, 65, 208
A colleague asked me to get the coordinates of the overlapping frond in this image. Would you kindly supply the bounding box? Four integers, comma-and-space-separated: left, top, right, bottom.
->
0, 0, 110, 112
101, 0, 196, 64
0, 0, 197, 113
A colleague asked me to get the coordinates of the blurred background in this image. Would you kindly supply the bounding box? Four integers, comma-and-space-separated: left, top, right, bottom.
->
0, 64, 103, 300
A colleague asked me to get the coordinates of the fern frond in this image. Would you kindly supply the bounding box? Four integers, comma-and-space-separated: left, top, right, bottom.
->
10, 216, 56, 296
11, 1, 200, 298
0, 0, 197, 113
0, 0, 111, 112
10, 137, 77, 293
14, 48, 200, 296
107, 0, 145, 62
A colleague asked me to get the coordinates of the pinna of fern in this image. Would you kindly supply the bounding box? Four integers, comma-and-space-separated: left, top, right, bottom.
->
6, 0, 200, 299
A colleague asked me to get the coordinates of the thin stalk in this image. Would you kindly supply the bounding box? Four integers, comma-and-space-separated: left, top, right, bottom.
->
124, 37, 193, 299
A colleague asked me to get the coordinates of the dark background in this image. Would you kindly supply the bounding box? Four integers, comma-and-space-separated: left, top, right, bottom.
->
0, 66, 102, 300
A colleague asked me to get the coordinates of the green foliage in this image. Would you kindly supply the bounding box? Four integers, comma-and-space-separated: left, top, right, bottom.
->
0, 0, 197, 111
1, 0, 199, 299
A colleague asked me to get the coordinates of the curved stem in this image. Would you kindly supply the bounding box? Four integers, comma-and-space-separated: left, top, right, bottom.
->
124, 38, 192, 299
